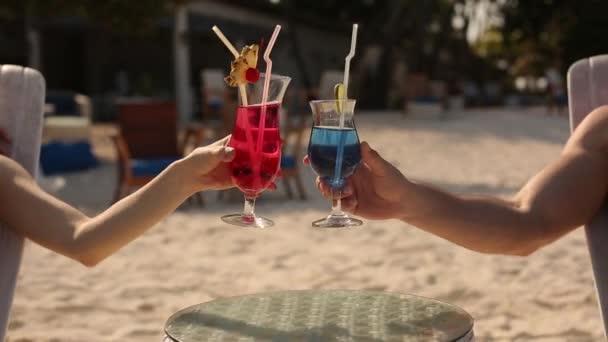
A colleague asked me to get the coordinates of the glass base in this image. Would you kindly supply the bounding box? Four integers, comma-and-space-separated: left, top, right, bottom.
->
221, 214, 274, 228
312, 212, 363, 228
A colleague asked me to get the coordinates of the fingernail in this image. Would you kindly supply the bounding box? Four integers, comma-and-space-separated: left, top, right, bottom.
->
223, 147, 235, 161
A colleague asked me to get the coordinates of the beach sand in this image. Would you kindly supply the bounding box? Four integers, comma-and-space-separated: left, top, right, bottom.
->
6, 108, 603, 341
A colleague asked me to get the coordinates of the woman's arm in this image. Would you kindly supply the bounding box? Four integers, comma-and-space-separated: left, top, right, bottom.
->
0, 137, 234, 266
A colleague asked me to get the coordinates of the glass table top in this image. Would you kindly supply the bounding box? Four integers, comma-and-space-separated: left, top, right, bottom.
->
165, 289, 474, 342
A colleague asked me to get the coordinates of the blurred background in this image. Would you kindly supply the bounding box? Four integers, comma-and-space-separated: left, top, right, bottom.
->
1, 0, 607, 120
5, 1, 608, 341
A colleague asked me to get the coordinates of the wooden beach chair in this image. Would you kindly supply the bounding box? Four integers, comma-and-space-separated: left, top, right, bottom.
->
568, 54, 608, 338
43, 91, 92, 143
113, 101, 203, 205
0, 65, 45, 341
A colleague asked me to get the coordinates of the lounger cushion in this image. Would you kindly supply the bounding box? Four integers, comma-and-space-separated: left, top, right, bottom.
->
40, 141, 98, 175
131, 157, 179, 177
280, 155, 297, 169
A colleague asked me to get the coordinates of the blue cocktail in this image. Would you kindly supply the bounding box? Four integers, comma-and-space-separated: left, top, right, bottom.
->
308, 127, 360, 188
307, 100, 363, 227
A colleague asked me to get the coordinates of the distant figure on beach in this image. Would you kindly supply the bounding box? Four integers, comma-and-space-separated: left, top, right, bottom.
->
545, 65, 566, 116
0, 131, 235, 266
314, 105, 608, 256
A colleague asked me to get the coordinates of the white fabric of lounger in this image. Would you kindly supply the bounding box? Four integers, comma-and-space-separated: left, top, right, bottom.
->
568, 54, 608, 338
0, 65, 45, 341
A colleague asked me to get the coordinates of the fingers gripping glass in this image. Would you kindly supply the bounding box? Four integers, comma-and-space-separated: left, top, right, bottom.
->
307, 100, 363, 228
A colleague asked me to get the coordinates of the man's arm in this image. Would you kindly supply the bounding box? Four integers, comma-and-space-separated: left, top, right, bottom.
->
403, 142, 608, 255
407, 105, 608, 255
0, 138, 234, 266
317, 106, 608, 256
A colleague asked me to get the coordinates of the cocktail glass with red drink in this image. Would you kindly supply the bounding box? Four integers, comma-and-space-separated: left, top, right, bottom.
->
221, 73, 291, 228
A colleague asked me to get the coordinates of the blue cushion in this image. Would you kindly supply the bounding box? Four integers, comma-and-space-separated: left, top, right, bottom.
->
281, 155, 297, 169
208, 98, 223, 111
131, 158, 179, 177
40, 141, 98, 175
46, 93, 78, 116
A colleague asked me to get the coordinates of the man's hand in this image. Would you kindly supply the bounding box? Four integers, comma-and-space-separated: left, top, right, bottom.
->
311, 141, 411, 220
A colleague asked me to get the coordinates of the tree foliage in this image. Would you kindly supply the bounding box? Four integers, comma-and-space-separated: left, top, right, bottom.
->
0, 0, 170, 33
3, 0, 605, 106
480, 0, 608, 76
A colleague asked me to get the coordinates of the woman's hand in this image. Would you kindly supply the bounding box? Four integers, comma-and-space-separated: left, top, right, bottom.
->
0, 128, 10, 156
181, 135, 236, 192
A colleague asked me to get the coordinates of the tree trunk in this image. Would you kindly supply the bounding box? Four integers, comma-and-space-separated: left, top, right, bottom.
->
25, 2, 42, 71
358, 0, 409, 109
173, 1, 192, 123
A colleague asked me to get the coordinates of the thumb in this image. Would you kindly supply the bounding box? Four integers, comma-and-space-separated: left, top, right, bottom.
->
360, 142, 390, 176
214, 135, 231, 147
220, 146, 236, 162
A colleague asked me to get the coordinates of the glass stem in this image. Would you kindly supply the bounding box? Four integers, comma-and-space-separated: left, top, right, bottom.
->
243, 196, 256, 218
330, 189, 345, 217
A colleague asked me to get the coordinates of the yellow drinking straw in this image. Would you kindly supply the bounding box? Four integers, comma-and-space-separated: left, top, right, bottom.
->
212, 25, 257, 178
211, 25, 249, 106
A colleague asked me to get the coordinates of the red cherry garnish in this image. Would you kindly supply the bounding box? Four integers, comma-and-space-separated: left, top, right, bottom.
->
245, 68, 260, 83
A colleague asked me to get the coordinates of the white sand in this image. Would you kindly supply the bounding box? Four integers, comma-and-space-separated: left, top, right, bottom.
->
6, 108, 603, 341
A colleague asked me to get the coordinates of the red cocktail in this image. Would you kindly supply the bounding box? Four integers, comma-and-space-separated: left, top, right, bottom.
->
221, 73, 291, 228
229, 102, 281, 197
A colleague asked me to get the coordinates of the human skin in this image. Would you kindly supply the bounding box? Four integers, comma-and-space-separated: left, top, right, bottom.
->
313, 105, 608, 256
0, 135, 236, 266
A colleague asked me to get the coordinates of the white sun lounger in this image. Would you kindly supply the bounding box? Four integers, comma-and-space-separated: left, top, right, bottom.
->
568, 54, 608, 338
0, 65, 45, 341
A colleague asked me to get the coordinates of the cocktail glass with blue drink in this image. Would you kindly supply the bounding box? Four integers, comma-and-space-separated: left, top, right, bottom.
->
307, 99, 363, 228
